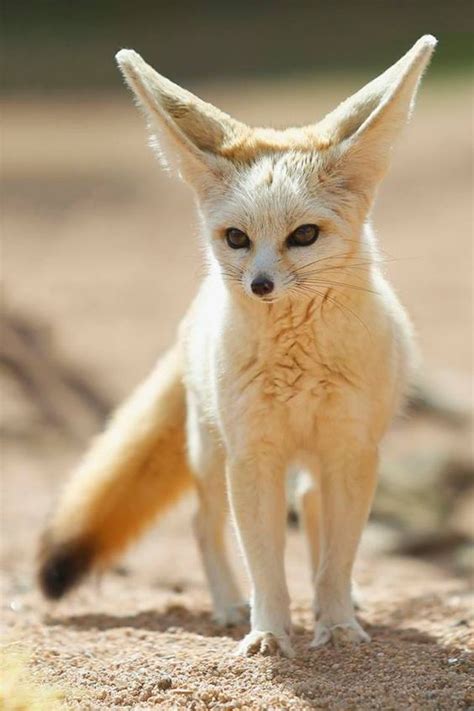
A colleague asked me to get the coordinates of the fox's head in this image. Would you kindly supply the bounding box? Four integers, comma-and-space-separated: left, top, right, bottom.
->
117, 36, 436, 303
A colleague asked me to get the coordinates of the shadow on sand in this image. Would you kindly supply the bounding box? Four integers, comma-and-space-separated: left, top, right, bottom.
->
44, 591, 473, 708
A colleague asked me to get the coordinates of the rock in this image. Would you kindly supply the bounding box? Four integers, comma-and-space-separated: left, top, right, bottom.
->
156, 675, 172, 690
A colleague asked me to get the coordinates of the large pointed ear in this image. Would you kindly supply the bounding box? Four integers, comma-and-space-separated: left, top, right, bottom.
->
317, 35, 437, 201
116, 49, 248, 189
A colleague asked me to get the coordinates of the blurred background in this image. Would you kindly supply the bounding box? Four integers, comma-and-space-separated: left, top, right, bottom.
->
2, 0, 473, 623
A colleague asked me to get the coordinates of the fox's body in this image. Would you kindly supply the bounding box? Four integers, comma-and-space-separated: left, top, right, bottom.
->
39, 36, 436, 657
186, 238, 412, 445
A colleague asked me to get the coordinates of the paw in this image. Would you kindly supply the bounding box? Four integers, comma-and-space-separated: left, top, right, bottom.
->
213, 602, 250, 627
310, 619, 370, 648
237, 631, 295, 658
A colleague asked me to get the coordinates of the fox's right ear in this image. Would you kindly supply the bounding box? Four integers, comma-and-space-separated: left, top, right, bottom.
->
116, 50, 246, 190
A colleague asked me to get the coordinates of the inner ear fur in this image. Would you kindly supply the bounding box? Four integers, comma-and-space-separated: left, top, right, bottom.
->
317, 35, 436, 146
116, 49, 249, 183
315, 35, 436, 196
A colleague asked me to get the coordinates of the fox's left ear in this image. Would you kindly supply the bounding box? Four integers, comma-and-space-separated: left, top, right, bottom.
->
318, 35, 437, 201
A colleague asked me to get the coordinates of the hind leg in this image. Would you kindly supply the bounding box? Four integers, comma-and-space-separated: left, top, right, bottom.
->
187, 402, 247, 626
296, 470, 363, 612
296, 471, 321, 583
193, 471, 248, 626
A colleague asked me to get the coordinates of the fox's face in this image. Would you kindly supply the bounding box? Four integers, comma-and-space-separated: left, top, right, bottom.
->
117, 37, 435, 303
202, 150, 355, 303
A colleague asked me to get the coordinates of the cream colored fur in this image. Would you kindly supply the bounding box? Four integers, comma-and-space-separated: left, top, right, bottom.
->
39, 36, 436, 657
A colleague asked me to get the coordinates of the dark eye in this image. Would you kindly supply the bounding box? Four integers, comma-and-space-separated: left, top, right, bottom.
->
225, 227, 251, 250
287, 224, 320, 248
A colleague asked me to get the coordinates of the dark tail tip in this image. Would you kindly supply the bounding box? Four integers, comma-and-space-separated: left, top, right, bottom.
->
38, 536, 94, 599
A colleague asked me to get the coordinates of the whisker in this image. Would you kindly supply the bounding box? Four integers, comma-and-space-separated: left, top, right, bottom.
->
292, 251, 372, 273
220, 273, 243, 284
297, 277, 380, 295
288, 283, 371, 337
293, 253, 417, 276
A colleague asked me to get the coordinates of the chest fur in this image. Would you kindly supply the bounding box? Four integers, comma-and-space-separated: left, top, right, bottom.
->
224, 299, 356, 408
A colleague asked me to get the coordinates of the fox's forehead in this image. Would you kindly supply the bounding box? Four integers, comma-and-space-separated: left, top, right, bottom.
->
241, 151, 318, 190
208, 151, 330, 236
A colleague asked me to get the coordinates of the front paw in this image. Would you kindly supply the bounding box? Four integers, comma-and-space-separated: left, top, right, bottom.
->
310, 618, 370, 648
213, 602, 250, 627
237, 630, 295, 658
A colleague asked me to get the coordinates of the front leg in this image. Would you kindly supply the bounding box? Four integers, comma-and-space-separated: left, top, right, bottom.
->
226, 452, 293, 658
312, 440, 377, 647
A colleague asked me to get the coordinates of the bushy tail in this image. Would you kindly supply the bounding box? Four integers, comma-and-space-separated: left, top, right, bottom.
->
38, 344, 193, 599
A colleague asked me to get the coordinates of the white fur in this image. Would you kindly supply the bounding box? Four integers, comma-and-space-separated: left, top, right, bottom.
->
116, 36, 436, 656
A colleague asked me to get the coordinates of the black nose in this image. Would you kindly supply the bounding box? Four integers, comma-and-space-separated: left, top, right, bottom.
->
251, 275, 274, 297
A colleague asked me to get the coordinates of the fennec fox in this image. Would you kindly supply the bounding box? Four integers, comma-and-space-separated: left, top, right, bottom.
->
39, 36, 436, 657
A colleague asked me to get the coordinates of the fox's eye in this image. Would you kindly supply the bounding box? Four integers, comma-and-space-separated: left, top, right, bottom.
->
287, 224, 320, 247
225, 228, 251, 250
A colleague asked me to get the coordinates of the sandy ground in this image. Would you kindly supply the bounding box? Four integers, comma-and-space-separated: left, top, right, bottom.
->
1, 77, 473, 709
